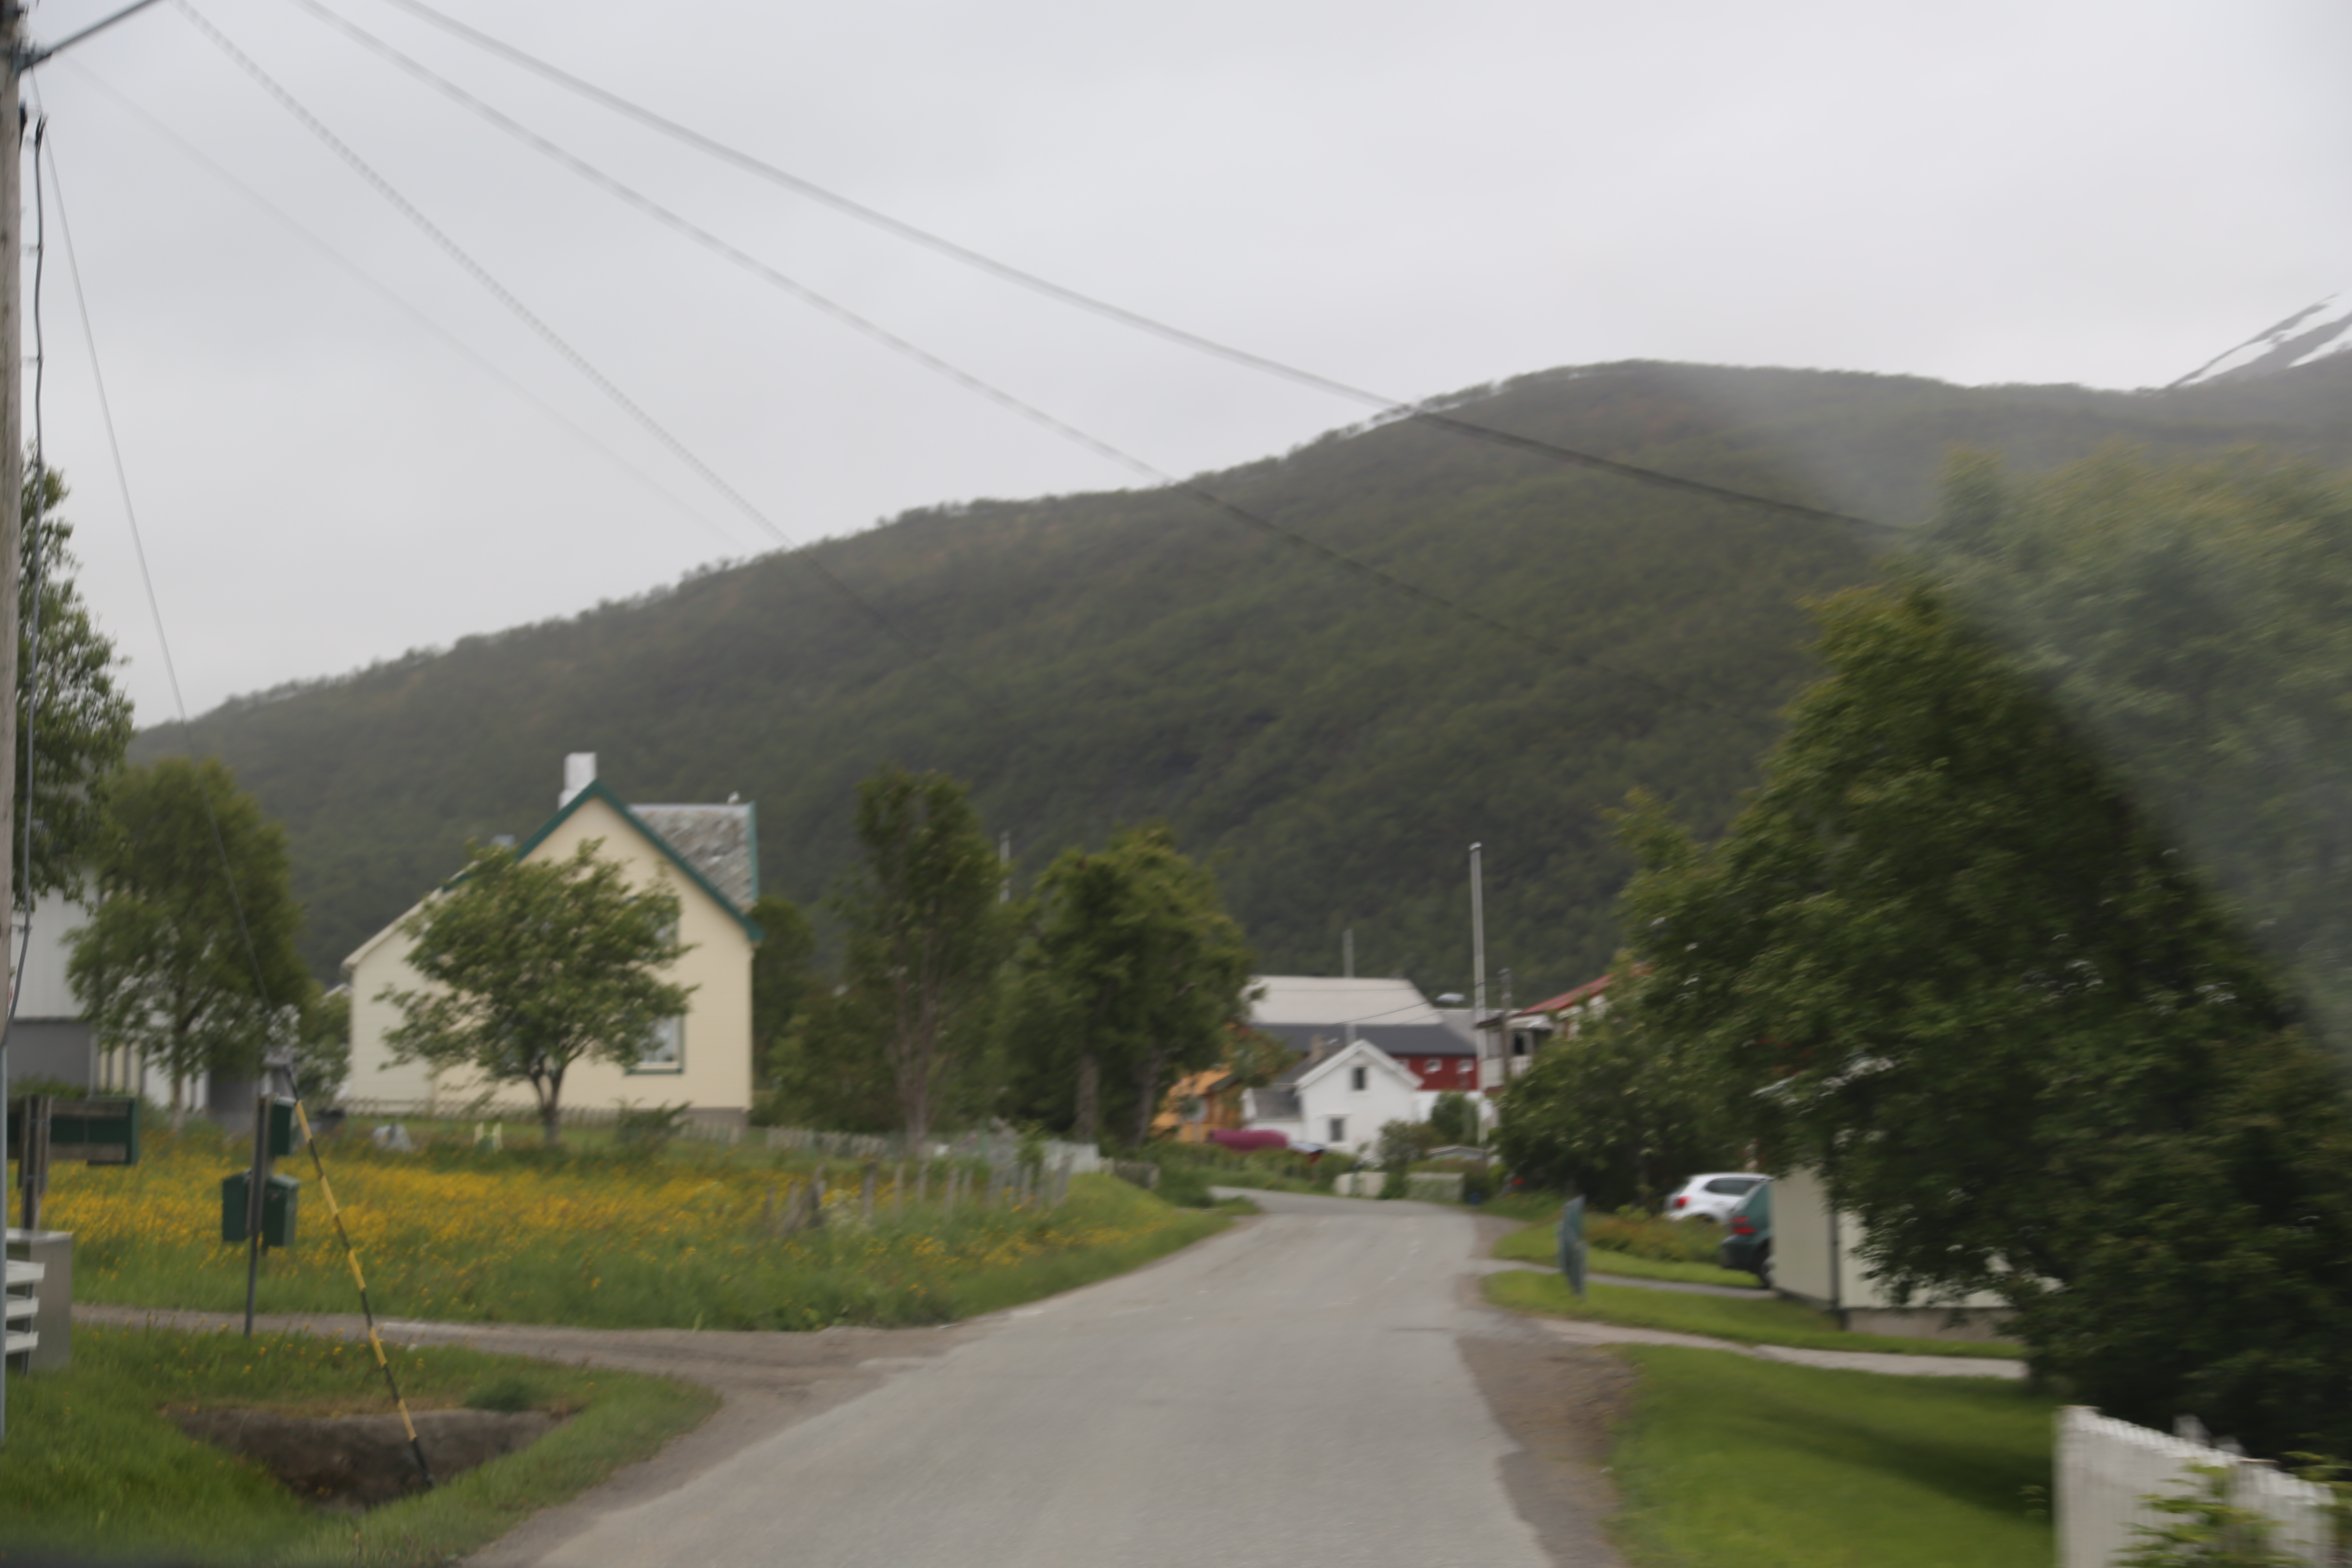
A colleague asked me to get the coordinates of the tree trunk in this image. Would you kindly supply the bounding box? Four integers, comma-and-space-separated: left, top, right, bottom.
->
537, 1069, 564, 1145
1131, 1040, 1170, 1148
1074, 1051, 1100, 1144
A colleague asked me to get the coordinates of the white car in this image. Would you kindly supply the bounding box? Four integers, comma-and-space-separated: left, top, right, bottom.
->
1665, 1171, 1767, 1223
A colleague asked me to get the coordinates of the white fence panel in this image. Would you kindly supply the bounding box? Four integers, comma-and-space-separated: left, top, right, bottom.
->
2057, 1405, 2334, 1567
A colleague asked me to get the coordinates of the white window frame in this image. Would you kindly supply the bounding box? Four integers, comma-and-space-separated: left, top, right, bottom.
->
631, 1014, 686, 1075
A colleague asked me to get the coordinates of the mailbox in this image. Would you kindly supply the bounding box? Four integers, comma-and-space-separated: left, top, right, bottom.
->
220, 1171, 299, 1249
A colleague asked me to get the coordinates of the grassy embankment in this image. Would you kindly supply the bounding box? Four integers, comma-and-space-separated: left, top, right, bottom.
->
0, 1324, 715, 1566
1490, 1219, 1765, 1289
1607, 1347, 2056, 1567
48, 1128, 1230, 1329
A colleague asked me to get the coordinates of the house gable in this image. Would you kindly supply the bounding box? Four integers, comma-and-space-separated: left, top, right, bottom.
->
512, 779, 764, 942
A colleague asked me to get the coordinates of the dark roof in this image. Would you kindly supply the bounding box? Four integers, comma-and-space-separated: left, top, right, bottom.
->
634, 803, 759, 913
513, 780, 765, 941
1257, 1020, 1475, 1059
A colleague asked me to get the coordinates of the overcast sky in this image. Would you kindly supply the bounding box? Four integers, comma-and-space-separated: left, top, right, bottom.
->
15, 0, 2349, 721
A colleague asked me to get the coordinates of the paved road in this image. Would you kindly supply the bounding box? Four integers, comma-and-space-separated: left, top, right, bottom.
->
520, 1189, 1570, 1568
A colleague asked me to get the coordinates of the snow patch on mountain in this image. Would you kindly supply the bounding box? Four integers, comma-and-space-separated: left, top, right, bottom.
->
2169, 296, 2352, 389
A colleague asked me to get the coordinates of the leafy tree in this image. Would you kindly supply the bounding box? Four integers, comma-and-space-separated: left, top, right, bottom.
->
1426, 1090, 1480, 1146
67, 757, 308, 1117
1620, 568, 2352, 1456
1492, 971, 1740, 1208
1927, 447, 2352, 1059
379, 839, 690, 1144
16, 463, 133, 901
1008, 824, 1254, 1145
747, 892, 819, 1086
832, 767, 1007, 1142
294, 987, 352, 1106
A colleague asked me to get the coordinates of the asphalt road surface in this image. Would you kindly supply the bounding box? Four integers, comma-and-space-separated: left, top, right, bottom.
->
522, 1189, 1592, 1568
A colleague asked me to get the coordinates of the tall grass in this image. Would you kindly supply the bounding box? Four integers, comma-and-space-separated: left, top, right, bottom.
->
47, 1129, 1225, 1330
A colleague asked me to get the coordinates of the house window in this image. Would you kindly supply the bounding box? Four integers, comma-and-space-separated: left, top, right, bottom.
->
1327, 1116, 1347, 1143
1350, 1065, 1368, 1091
1512, 1030, 1531, 1057
632, 1015, 684, 1074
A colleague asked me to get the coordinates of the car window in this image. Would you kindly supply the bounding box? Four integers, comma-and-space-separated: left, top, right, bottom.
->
1706, 1176, 1762, 1195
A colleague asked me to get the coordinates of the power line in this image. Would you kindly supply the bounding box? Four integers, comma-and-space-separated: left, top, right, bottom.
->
267, 0, 1751, 715
51, 55, 750, 557
336, 0, 1904, 540
171, 0, 1008, 719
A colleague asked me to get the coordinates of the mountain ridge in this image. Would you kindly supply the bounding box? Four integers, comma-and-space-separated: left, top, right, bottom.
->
134, 353, 2352, 997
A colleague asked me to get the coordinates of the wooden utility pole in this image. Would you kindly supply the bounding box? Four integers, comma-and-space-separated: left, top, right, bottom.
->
0, 0, 169, 1448
0, 0, 25, 1451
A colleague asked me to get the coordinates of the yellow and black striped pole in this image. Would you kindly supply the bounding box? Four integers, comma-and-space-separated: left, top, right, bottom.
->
290, 1096, 434, 1489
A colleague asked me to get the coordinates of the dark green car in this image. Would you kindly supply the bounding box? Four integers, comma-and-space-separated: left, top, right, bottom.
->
1716, 1179, 1771, 1286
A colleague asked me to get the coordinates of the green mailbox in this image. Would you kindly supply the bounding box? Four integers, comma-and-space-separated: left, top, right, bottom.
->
220, 1171, 299, 1248
265, 1097, 297, 1159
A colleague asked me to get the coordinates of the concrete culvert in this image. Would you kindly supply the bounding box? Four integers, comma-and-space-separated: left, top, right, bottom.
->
171, 1408, 560, 1510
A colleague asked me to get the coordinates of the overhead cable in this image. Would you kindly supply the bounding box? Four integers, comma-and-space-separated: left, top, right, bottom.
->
271, 0, 1747, 714
338, 0, 1902, 539
53, 55, 749, 556
172, 0, 1006, 717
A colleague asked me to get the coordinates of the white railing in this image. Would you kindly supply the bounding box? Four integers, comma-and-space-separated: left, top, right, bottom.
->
2057, 1406, 2337, 1567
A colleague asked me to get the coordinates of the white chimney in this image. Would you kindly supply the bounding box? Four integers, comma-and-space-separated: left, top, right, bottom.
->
561, 753, 597, 809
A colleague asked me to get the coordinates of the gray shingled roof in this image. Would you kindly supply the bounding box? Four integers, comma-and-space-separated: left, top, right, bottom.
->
634, 804, 758, 913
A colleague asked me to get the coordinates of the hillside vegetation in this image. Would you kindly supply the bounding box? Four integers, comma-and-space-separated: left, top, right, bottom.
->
135, 356, 2352, 994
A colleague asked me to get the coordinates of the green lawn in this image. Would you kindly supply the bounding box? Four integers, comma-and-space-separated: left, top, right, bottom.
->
1494, 1221, 1766, 1289
0, 1324, 716, 1565
1485, 1270, 2023, 1360
1608, 1347, 2055, 1568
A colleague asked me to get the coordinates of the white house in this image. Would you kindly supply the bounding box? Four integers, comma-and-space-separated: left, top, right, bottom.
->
1241, 1037, 1423, 1156
1243, 974, 1479, 1126
343, 754, 763, 1127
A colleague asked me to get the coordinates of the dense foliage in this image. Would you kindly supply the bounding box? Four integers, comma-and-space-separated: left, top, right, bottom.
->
66, 757, 309, 1112
1622, 535, 2352, 1455
16, 464, 134, 902
1002, 824, 1255, 1144
1493, 971, 1743, 1209
830, 767, 1010, 1141
1928, 447, 2352, 1059
379, 839, 691, 1143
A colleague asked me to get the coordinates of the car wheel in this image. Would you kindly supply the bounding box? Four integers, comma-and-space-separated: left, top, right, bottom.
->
1755, 1246, 1773, 1290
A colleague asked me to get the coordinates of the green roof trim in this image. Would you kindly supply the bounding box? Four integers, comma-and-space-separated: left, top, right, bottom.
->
511, 778, 766, 943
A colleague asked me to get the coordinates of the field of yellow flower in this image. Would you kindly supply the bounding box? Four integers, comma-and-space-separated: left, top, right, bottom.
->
47, 1127, 1227, 1330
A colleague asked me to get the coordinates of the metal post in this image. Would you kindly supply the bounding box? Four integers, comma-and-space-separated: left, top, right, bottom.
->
1343, 928, 1355, 1044
243, 1085, 269, 1337
1469, 842, 1486, 1084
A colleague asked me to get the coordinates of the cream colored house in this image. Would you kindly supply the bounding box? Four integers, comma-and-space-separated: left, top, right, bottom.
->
343, 755, 762, 1127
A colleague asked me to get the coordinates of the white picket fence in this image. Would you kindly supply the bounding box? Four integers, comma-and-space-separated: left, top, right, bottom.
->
2057, 1406, 2337, 1566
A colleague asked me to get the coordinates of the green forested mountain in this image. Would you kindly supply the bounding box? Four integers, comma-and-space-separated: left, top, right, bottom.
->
134, 355, 2352, 996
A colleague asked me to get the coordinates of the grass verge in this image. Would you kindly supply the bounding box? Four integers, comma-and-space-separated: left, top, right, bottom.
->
0, 1323, 715, 1566
1493, 1222, 1764, 1289
1608, 1346, 2054, 1567
1484, 1271, 2023, 1359
53, 1131, 1219, 1330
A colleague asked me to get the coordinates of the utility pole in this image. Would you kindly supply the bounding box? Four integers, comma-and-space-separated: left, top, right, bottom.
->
0, 0, 26, 1452
0, 0, 171, 1449
1342, 928, 1354, 1045
1469, 842, 1485, 1088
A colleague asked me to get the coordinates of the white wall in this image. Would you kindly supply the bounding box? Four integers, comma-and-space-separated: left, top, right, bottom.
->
2058, 1406, 2332, 1568
1774, 1166, 2009, 1318
1295, 1044, 1420, 1155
